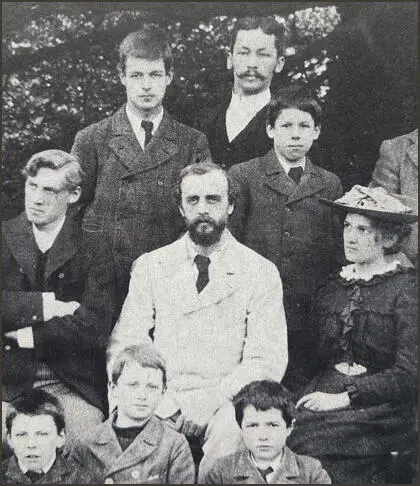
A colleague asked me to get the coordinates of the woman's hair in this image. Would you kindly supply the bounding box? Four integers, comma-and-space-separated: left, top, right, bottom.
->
371, 217, 412, 255
233, 380, 294, 428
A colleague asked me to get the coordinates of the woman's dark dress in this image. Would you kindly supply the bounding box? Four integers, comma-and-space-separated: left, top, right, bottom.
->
287, 266, 417, 482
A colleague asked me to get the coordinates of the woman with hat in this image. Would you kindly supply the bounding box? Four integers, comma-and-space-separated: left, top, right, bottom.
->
286, 185, 417, 484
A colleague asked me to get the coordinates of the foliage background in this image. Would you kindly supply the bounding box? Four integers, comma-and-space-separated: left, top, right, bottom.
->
2, 2, 417, 218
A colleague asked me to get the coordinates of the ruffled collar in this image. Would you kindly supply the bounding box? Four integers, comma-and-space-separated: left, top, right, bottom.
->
339, 259, 402, 282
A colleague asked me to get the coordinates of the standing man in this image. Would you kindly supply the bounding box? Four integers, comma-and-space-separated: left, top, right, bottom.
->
2, 150, 116, 448
197, 16, 285, 169
71, 26, 209, 303
109, 161, 288, 469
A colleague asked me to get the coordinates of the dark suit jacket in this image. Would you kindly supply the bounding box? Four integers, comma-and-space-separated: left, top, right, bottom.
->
197, 98, 273, 170
229, 150, 344, 332
1, 452, 85, 484
199, 446, 331, 484
68, 414, 195, 484
2, 213, 116, 411
71, 107, 210, 298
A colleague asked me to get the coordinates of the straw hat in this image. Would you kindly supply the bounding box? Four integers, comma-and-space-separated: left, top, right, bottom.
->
319, 185, 418, 223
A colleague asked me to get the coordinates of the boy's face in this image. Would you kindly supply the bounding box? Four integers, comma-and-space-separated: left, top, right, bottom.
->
8, 414, 65, 472
241, 405, 290, 463
120, 56, 173, 117
267, 108, 320, 163
227, 28, 284, 96
111, 361, 164, 427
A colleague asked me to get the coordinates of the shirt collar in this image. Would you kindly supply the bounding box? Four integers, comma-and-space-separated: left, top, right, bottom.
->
250, 448, 284, 477
32, 215, 66, 252
125, 104, 164, 134
185, 229, 230, 267
275, 151, 306, 174
18, 451, 57, 474
230, 88, 271, 114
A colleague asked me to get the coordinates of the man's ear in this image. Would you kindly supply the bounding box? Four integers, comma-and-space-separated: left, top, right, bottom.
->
275, 56, 285, 73
228, 203, 234, 216
227, 51, 233, 70
57, 429, 66, 449
313, 125, 321, 140
178, 204, 185, 218
266, 123, 275, 140
119, 68, 126, 87
68, 186, 81, 205
166, 68, 174, 86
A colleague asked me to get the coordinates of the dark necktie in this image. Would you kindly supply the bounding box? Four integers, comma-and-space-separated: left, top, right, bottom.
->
288, 166, 303, 184
194, 255, 210, 293
141, 120, 154, 147
257, 466, 274, 483
25, 470, 44, 483
35, 248, 49, 291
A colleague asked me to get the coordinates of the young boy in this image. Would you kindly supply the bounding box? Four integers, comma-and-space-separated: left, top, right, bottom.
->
68, 344, 195, 484
199, 380, 331, 484
2, 389, 82, 484
229, 86, 344, 392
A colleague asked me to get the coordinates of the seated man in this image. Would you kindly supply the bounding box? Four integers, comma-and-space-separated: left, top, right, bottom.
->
2, 150, 116, 449
199, 380, 331, 484
109, 161, 288, 471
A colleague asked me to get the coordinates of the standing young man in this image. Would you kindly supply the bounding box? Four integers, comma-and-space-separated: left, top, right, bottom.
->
197, 17, 285, 169
71, 26, 209, 303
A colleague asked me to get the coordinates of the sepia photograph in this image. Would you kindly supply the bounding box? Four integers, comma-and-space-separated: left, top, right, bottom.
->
2, 1, 418, 483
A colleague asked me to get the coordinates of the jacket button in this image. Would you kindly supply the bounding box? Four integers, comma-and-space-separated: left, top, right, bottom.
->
32, 315, 38, 321
58, 273, 65, 279
104, 478, 114, 484
5, 345, 11, 351
284, 232, 291, 238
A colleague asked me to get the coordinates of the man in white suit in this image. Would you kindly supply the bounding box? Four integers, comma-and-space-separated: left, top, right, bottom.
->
109, 161, 288, 467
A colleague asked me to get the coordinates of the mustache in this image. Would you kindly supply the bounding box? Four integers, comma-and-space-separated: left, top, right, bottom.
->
193, 217, 215, 224
238, 70, 265, 80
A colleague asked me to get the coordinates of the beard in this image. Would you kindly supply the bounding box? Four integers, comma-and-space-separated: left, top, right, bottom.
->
187, 217, 227, 247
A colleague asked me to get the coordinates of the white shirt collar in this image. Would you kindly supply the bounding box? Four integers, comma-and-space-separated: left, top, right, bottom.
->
250, 449, 284, 481
18, 451, 57, 474
229, 88, 271, 112
275, 151, 306, 175
125, 104, 164, 149
32, 216, 66, 253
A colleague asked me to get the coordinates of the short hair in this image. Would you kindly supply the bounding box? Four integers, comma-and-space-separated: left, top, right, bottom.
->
233, 380, 294, 428
230, 16, 285, 56
111, 344, 167, 389
118, 26, 173, 74
267, 85, 322, 128
173, 160, 237, 206
22, 149, 83, 192
6, 389, 65, 435
370, 217, 412, 255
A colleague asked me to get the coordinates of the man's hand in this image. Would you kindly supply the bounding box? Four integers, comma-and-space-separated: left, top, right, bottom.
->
296, 391, 350, 412
47, 300, 80, 319
4, 330, 18, 341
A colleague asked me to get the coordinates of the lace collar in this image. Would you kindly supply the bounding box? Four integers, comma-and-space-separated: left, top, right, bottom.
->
339, 259, 402, 282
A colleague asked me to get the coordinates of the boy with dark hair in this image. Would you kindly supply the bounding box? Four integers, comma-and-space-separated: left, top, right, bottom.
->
69, 344, 195, 484
229, 85, 344, 393
199, 380, 330, 484
2, 389, 83, 484
71, 25, 209, 307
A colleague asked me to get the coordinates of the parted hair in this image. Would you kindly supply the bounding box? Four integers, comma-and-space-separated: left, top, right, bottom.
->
267, 85, 322, 128
111, 344, 167, 388
233, 380, 295, 428
118, 25, 173, 74
22, 149, 83, 191
6, 389, 65, 434
173, 160, 238, 206
230, 16, 286, 55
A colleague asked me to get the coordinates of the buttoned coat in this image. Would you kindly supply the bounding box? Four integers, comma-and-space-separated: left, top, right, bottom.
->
229, 150, 344, 333
196, 99, 272, 170
370, 129, 418, 261
110, 231, 288, 421
2, 213, 116, 411
1, 452, 85, 484
199, 446, 331, 484
71, 107, 209, 297
68, 414, 195, 484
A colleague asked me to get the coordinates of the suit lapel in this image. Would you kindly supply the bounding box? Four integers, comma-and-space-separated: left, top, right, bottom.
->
44, 216, 81, 279
5, 213, 40, 287
232, 450, 264, 483
108, 108, 179, 176
3, 455, 32, 483
263, 150, 296, 198
229, 105, 268, 147
286, 158, 328, 204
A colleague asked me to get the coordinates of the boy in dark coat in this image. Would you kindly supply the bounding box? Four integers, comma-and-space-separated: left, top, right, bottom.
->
68, 344, 195, 484
199, 380, 330, 484
229, 86, 344, 392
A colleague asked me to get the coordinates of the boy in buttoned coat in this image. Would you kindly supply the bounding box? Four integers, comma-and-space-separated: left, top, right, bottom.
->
68, 344, 195, 484
229, 86, 344, 392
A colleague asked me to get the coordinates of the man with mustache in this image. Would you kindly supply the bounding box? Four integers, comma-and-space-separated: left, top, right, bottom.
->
109, 161, 288, 470
197, 17, 285, 170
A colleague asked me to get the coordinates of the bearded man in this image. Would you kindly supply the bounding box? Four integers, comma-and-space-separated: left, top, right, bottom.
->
109, 161, 288, 469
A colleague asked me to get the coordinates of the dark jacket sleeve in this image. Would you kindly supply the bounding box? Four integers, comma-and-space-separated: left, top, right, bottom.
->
167, 435, 196, 484
33, 237, 116, 359
228, 164, 249, 241
2, 291, 44, 331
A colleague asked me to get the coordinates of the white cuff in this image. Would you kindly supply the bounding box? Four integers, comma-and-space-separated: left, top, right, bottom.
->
16, 327, 35, 349
42, 292, 56, 321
